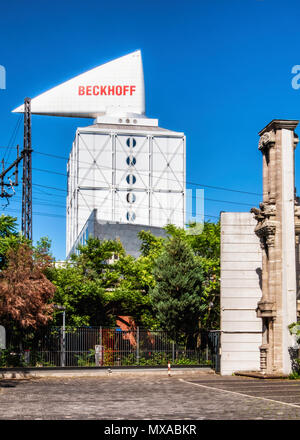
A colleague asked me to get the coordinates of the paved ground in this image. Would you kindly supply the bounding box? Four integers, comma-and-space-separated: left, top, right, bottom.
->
2, 373, 300, 420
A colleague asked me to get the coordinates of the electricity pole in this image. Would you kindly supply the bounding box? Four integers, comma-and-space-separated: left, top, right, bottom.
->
22, 97, 32, 240
0, 97, 33, 240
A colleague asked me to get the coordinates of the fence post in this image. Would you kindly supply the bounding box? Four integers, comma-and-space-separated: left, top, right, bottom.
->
136, 326, 139, 365
61, 312, 66, 367
172, 341, 175, 363
100, 326, 103, 366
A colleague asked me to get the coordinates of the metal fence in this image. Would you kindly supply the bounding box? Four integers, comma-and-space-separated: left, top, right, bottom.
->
3, 327, 220, 369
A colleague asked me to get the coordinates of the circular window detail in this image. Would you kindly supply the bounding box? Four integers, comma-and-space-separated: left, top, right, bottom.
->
126, 137, 136, 148
126, 192, 136, 203
126, 156, 136, 166
126, 212, 136, 221
126, 174, 136, 184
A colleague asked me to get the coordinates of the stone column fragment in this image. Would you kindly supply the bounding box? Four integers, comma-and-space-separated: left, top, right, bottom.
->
251, 119, 299, 375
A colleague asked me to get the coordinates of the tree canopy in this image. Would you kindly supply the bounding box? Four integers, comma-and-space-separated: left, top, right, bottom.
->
0, 213, 220, 333
150, 234, 206, 344
0, 243, 55, 328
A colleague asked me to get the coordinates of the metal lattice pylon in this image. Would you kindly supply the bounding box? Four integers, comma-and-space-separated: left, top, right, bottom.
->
22, 97, 32, 240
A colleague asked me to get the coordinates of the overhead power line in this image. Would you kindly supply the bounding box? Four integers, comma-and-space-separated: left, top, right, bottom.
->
31, 166, 259, 208
33, 150, 262, 197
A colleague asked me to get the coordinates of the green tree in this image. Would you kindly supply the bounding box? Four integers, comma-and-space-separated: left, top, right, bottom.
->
48, 222, 220, 331
49, 262, 109, 326
49, 236, 161, 328
112, 253, 158, 328
138, 230, 164, 258
146, 222, 220, 329
150, 235, 205, 345
188, 222, 220, 329
48, 237, 124, 326
0, 214, 27, 269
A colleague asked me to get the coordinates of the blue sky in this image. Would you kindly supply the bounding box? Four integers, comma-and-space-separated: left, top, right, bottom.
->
1, 0, 300, 259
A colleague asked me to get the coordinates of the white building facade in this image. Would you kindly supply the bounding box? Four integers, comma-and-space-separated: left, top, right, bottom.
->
66, 122, 185, 256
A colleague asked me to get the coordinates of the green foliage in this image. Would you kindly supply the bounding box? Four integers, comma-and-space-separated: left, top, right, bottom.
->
0, 216, 52, 272
119, 351, 208, 366
48, 262, 109, 327
74, 350, 96, 367
0, 215, 18, 238
49, 236, 159, 328
289, 322, 300, 340
187, 221, 220, 259
150, 235, 205, 344
46, 221, 220, 331
289, 371, 300, 380
166, 221, 220, 329
71, 237, 124, 279
138, 230, 164, 258
34, 236, 53, 259
0, 214, 28, 270
48, 237, 155, 327
0, 349, 26, 367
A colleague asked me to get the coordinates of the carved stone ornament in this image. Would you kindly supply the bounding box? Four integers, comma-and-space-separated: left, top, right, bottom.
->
251, 202, 276, 222
254, 221, 276, 244
256, 300, 276, 318
258, 130, 276, 150
251, 202, 277, 247
295, 198, 300, 237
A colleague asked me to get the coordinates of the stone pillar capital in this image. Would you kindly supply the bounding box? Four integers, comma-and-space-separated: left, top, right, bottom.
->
258, 130, 276, 150
258, 120, 299, 151
259, 119, 299, 135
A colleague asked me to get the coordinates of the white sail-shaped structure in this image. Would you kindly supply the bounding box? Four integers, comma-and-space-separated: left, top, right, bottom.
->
12, 50, 146, 120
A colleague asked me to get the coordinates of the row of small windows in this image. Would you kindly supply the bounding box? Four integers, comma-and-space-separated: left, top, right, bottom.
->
126, 138, 136, 221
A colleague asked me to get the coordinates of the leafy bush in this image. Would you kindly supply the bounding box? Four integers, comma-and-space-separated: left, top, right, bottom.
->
289, 372, 300, 380
0, 349, 26, 367
119, 351, 209, 366
75, 351, 96, 367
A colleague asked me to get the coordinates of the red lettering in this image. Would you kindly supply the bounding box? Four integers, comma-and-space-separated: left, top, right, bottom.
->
78, 86, 85, 95
93, 85, 99, 95
108, 85, 115, 95
100, 85, 107, 95
78, 85, 136, 96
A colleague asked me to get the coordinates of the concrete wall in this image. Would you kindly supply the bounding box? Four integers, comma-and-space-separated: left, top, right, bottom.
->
68, 208, 167, 259
220, 212, 262, 375
94, 221, 167, 259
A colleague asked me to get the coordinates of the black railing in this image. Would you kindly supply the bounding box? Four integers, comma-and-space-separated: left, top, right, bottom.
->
2, 327, 220, 369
